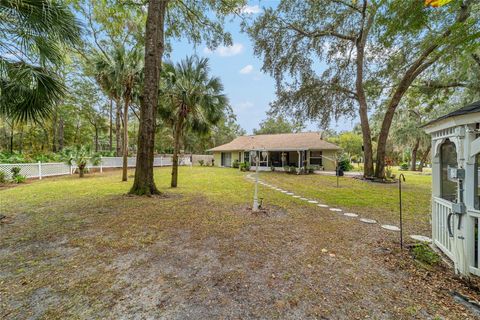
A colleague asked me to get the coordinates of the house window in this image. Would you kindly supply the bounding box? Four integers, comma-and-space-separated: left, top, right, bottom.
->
244, 152, 250, 163
310, 151, 323, 166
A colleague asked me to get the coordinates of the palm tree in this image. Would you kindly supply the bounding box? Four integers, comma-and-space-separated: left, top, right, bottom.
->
159, 56, 228, 187
90, 45, 143, 181
0, 0, 81, 122
90, 51, 123, 156
64, 145, 101, 178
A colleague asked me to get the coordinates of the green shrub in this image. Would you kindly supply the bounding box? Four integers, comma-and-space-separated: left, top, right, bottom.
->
63, 146, 101, 178
400, 162, 409, 171
338, 156, 353, 172
288, 166, 297, 174
270, 165, 275, 172
0, 171, 5, 183
11, 167, 26, 183
13, 174, 26, 184
412, 243, 440, 266
198, 160, 205, 166
239, 162, 251, 172
232, 159, 240, 168
11, 166, 21, 177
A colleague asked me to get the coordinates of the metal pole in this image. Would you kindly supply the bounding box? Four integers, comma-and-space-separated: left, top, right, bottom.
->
336, 159, 339, 188
253, 152, 259, 212
399, 173, 406, 249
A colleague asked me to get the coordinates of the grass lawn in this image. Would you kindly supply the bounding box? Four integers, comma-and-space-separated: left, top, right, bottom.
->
0, 167, 478, 319
259, 168, 432, 235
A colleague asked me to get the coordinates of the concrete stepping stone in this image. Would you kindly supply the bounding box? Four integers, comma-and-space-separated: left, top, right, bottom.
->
343, 213, 358, 217
410, 235, 432, 243
286, 192, 294, 195
293, 195, 301, 198
307, 200, 319, 204
360, 218, 377, 224
329, 208, 342, 212
317, 204, 329, 208
381, 225, 400, 232
300, 198, 309, 201
281, 190, 288, 193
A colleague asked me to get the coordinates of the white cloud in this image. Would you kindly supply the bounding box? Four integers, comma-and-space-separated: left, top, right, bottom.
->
239, 64, 254, 74
236, 101, 254, 110
240, 5, 261, 14
203, 43, 244, 57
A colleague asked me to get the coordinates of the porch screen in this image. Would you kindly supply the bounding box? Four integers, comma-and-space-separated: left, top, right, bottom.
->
440, 140, 457, 202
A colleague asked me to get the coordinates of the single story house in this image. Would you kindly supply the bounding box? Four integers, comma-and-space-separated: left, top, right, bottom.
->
208, 132, 341, 171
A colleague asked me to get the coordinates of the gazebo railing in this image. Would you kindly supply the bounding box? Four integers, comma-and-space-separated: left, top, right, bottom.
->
432, 196, 454, 261
467, 209, 480, 276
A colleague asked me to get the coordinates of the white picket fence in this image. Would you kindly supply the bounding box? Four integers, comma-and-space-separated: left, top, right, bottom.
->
0, 155, 191, 180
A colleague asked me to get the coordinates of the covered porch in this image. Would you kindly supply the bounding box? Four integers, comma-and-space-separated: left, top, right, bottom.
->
245, 150, 326, 170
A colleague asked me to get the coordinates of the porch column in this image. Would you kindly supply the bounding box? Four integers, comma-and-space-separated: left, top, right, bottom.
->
297, 150, 301, 168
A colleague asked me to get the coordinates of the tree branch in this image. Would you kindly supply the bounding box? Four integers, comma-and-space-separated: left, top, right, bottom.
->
280, 17, 355, 42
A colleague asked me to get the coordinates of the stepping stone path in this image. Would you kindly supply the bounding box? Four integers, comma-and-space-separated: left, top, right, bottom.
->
343, 213, 358, 217
410, 235, 432, 243
244, 175, 430, 242
381, 225, 401, 232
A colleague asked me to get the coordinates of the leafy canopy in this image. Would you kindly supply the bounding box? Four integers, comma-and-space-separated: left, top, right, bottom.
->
0, 0, 82, 122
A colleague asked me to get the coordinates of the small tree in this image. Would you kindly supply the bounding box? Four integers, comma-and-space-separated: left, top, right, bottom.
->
158, 56, 228, 187
64, 146, 101, 178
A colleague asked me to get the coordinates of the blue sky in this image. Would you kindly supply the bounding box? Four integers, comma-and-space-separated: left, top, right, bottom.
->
170, 1, 358, 134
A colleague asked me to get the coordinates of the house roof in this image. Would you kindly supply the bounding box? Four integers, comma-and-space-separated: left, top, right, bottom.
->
208, 132, 341, 152
424, 100, 480, 127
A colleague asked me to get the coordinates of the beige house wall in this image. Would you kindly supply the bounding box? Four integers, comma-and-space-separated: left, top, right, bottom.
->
213, 151, 242, 167
213, 152, 222, 167
322, 150, 337, 171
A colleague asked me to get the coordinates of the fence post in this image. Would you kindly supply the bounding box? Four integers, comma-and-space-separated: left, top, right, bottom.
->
38, 161, 42, 180
100, 156, 103, 173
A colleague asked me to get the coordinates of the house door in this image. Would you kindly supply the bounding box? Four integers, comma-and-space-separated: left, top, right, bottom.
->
221, 152, 232, 167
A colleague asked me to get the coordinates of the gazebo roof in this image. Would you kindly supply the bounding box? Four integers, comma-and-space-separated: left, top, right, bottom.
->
423, 100, 480, 133
425, 100, 480, 127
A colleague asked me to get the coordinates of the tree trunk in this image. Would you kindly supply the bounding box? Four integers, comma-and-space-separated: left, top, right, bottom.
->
79, 166, 85, 178
419, 144, 431, 171
115, 98, 122, 157
122, 96, 130, 182
374, 0, 472, 179
354, 12, 375, 178
95, 125, 99, 153
52, 111, 57, 152
58, 117, 64, 151
109, 98, 113, 152
9, 123, 13, 153
410, 138, 420, 171
171, 122, 183, 188
129, 0, 167, 195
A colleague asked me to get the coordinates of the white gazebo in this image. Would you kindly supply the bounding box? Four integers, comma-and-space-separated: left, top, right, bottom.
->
424, 101, 480, 277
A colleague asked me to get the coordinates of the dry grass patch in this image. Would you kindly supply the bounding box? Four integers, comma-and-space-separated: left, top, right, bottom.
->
0, 167, 478, 319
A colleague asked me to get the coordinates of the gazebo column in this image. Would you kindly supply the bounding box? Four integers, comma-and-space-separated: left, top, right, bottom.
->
462, 124, 476, 276
452, 125, 470, 276
431, 138, 441, 246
